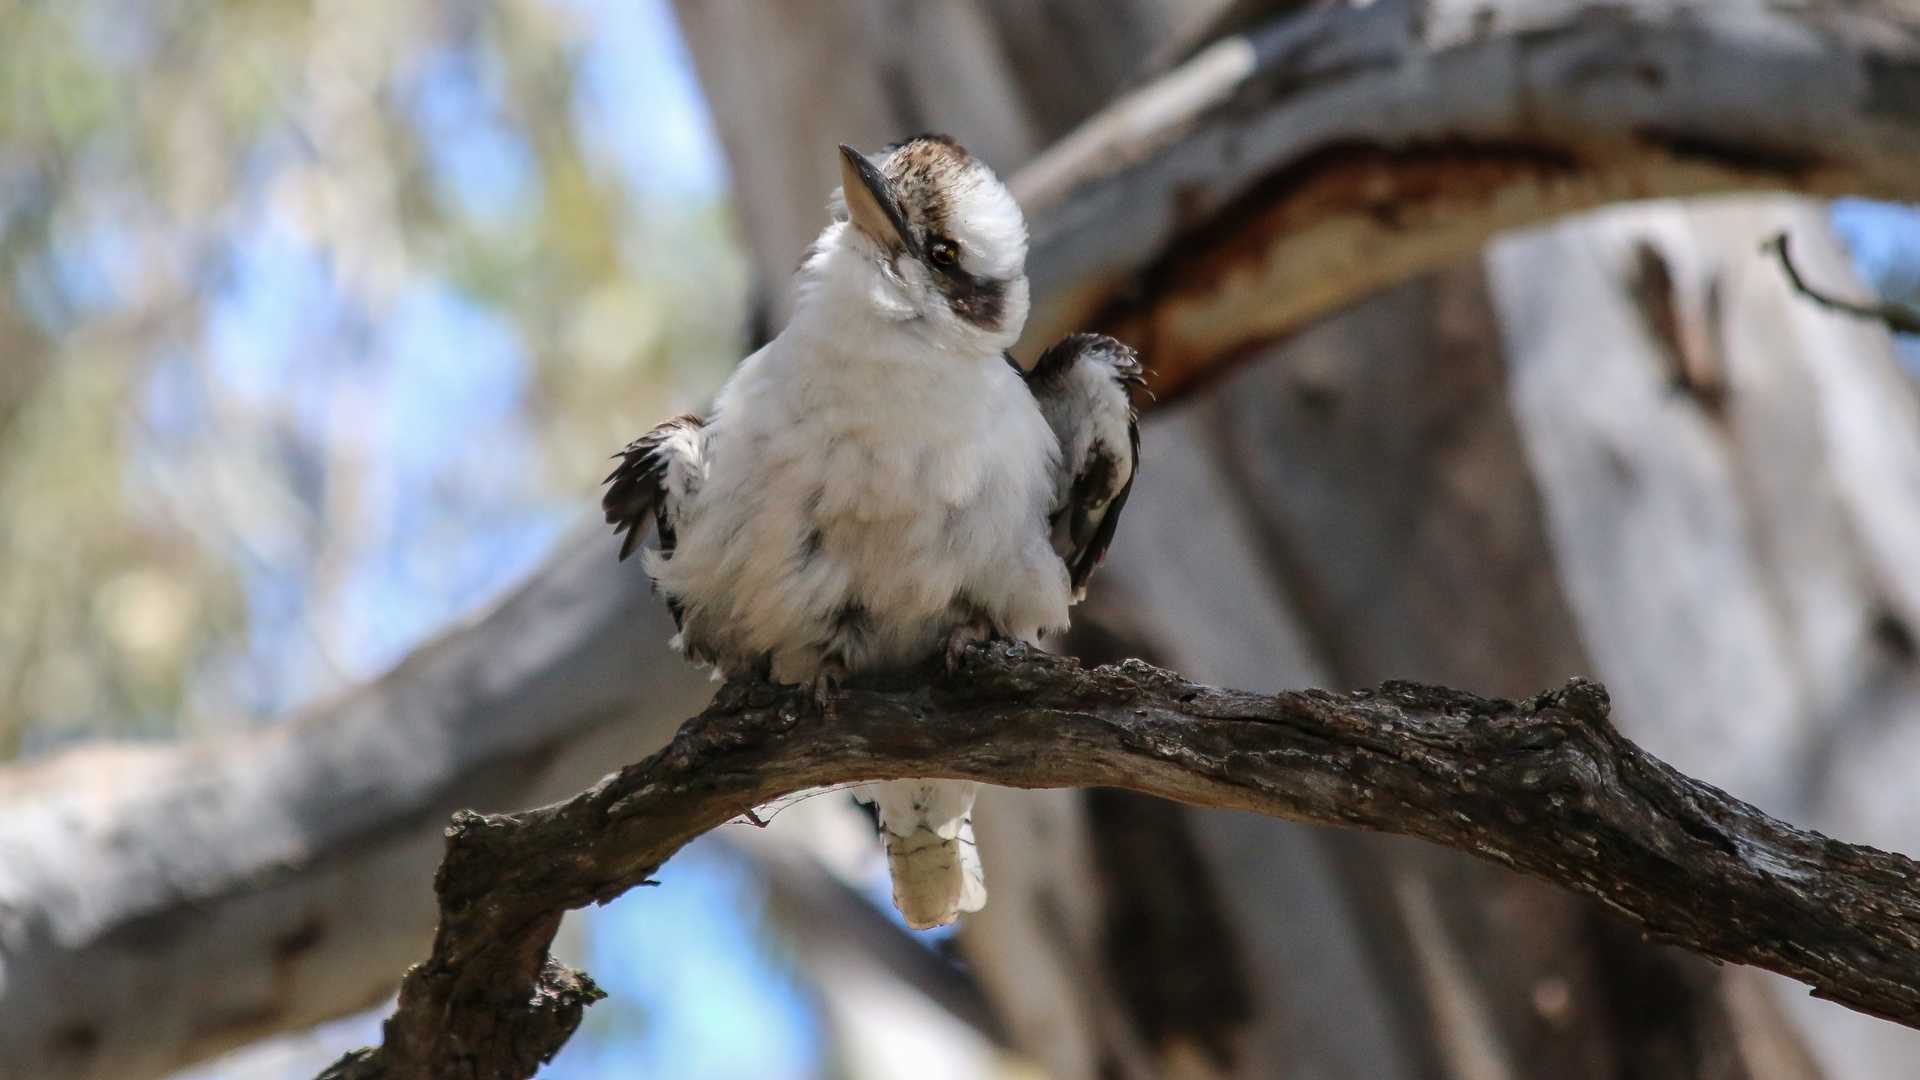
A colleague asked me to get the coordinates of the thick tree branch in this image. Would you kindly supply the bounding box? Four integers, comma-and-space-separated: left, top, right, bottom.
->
321, 643, 1920, 1080
1013, 0, 1920, 400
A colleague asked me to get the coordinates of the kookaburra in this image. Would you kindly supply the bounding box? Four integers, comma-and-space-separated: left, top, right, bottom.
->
603, 135, 1140, 930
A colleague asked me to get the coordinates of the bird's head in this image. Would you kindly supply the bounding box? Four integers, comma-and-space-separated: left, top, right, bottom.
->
815, 135, 1029, 349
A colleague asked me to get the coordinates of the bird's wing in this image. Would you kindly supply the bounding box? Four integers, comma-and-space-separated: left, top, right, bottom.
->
1024, 333, 1143, 600
602, 413, 708, 562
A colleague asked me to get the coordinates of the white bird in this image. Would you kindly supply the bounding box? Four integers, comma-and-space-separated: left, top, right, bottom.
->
603, 135, 1140, 930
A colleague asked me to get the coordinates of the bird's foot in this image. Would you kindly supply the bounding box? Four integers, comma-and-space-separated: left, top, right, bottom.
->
944, 618, 995, 674
811, 676, 838, 717
808, 657, 849, 718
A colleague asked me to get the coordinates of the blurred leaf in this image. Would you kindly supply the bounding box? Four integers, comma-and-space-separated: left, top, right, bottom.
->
0, 0, 744, 756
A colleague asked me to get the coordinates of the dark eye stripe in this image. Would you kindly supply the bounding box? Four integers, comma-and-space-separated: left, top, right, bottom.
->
928, 258, 1006, 329
877, 141, 1009, 331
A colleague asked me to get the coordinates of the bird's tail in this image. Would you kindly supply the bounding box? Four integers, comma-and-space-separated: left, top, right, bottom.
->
857, 779, 986, 930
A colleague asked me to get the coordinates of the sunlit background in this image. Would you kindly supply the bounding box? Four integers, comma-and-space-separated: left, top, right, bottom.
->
0, 0, 808, 1075
6, 1, 1920, 1078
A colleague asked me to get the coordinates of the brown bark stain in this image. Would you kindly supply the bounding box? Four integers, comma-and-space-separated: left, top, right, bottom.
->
1635, 130, 1824, 181
1086, 787, 1256, 1074
1627, 240, 1729, 416
1074, 138, 1838, 408
1155, 142, 1582, 306
1099, 139, 1587, 401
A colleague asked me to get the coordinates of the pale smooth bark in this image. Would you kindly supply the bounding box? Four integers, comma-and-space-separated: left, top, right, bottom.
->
668, 0, 1209, 328
1490, 196, 1920, 1079
0, 527, 714, 1080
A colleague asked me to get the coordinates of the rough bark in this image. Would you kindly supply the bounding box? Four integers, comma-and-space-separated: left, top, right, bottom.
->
319, 643, 1920, 1080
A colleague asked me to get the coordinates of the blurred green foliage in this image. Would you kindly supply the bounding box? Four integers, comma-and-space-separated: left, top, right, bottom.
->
0, 0, 744, 756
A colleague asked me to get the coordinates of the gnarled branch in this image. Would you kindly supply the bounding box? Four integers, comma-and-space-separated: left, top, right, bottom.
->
320, 643, 1920, 1080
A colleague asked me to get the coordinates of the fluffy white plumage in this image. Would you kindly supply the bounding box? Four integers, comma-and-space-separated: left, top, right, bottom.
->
604, 136, 1138, 929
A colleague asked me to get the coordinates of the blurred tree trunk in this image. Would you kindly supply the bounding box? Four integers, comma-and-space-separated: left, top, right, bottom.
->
994, 216, 1857, 1080
674, 5, 1920, 1080
1489, 197, 1920, 1080
668, 0, 1216, 331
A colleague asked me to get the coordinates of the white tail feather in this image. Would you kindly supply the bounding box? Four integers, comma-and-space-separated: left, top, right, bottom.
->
857, 779, 986, 929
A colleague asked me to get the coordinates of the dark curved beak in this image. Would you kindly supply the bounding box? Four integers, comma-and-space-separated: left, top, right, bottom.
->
838, 144, 918, 257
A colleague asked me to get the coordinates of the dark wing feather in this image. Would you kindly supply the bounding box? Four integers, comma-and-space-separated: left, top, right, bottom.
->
1063, 418, 1139, 594
602, 413, 706, 562
1024, 333, 1143, 599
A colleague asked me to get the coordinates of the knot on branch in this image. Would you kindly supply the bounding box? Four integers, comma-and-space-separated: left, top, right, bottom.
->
1538, 676, 1613, 727
512, 959, 607, 1068
1364, 676, 1613, 733
435, 809, 554, 906
318, 959, 604, 1080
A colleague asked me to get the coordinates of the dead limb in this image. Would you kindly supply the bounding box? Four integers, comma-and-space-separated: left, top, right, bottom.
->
319, 642, 1920, 1080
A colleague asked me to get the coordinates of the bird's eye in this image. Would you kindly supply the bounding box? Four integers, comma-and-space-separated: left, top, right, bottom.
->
928, 239, 958, 266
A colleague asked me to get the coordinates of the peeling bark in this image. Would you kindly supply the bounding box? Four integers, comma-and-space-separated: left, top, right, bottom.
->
1014, 0, 1920, 399
321, 643, 1920, 1080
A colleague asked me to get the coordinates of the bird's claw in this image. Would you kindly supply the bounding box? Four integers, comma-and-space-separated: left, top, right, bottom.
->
945, 631, 980, 674
809, 667, 845, 718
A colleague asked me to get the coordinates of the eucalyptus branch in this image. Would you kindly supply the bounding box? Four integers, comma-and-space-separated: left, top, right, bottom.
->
319, 643, 1920, 1080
